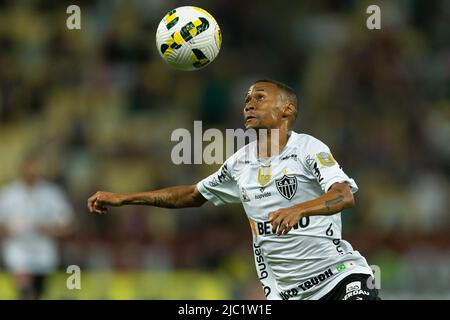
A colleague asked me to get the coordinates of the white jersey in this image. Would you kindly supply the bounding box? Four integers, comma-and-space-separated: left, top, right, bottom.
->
197, 131, 373, 300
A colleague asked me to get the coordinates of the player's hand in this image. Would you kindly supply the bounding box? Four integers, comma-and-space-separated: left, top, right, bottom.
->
268, 208, 304, 236
87, 191, 124, 214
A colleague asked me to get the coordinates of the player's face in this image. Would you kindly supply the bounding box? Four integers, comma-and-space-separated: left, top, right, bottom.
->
243, 82, 284, 130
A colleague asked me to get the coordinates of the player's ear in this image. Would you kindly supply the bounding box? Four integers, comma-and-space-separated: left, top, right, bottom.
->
282, 102, 295, 120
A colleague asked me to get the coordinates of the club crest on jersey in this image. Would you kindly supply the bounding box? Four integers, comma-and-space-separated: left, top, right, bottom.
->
275, 175, 298, 200
257, 165, 271, 187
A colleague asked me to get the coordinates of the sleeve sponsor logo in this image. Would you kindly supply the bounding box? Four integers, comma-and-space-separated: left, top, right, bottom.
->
217, 164, 229, 182
306, 154, 325, 182
208, 177, 220, 187
312, 162, 324, 183
209, 164, 230, 187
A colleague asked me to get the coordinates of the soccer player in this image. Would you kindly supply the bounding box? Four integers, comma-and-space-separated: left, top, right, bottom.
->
87, 80, 380, 300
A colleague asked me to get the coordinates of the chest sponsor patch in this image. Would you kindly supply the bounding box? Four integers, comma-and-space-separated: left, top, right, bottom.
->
257, 165, 272, 187
275, 175, 298, 200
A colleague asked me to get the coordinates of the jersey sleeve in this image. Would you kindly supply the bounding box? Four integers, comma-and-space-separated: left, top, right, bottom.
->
301, 137, 358, 193
196, 158, 241, 206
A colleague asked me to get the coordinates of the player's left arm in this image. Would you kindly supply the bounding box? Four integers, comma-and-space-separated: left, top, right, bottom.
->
268, 182, 354, 236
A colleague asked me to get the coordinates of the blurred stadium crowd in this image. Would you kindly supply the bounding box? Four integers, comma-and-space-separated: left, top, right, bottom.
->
0, 0, 449, 299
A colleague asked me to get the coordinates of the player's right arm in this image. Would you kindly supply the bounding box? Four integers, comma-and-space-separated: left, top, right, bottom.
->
87, 185, 207, 214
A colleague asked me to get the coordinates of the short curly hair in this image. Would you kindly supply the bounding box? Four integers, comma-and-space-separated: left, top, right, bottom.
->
255, 79, 298, 128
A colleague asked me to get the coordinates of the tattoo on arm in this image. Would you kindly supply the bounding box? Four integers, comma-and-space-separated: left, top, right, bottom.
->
120, 185, 204, 209
152, 194, 177, 208
325, 195, 344, 210
122, 192, 179, 208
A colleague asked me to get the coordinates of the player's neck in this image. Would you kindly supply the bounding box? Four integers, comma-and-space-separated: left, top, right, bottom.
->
256, 127, 290, 160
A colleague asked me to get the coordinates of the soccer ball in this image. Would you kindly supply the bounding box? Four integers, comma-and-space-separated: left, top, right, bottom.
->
155, 6, 222, 71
